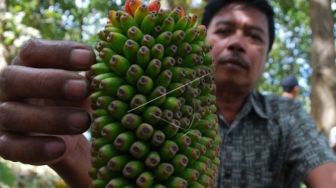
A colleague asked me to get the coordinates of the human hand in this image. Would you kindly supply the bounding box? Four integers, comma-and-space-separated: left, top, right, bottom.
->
0, 39, 95, 187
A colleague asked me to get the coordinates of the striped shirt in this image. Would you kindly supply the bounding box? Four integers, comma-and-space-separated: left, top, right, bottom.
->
217, 91, 336, 188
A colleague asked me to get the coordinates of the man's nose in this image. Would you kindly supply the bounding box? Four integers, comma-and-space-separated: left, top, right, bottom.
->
227, 35, 245, 53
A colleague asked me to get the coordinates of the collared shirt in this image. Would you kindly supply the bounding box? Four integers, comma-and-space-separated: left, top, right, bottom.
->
217, 91, 336, 188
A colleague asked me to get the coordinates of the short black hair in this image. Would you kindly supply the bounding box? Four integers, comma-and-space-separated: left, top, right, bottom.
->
202, 0, 275, 52
281, 75, 298, 92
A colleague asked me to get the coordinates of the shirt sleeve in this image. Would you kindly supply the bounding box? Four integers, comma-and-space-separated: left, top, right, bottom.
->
285, 102, 336, 181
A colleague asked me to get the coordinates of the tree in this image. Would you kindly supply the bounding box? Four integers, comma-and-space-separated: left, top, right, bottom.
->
309, 0, 336, 134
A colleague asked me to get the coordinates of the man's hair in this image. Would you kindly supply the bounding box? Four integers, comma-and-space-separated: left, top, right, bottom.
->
281, 75, 298, 92
202, 0, 275, 52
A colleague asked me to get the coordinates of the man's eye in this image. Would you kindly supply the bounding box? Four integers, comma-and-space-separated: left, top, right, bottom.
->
249, 33, 263, 42
214, 29, 231, 36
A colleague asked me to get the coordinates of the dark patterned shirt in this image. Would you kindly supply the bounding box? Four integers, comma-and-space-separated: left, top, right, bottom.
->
217, 91, 336, 188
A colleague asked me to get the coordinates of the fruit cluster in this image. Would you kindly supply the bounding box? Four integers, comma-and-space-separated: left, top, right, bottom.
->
89, 0, 220, 187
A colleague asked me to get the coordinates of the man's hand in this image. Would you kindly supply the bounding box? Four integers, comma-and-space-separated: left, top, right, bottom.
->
0, 39, 95, 187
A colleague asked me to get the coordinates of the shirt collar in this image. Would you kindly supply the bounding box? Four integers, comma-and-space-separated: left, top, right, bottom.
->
217, 90, 270, 127
249, 90, 270, 119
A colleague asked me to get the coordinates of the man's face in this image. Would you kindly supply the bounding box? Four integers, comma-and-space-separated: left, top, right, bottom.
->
206, 4, 270, 92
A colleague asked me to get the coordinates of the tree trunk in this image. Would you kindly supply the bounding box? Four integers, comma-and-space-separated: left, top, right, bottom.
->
309, 0, 336, 134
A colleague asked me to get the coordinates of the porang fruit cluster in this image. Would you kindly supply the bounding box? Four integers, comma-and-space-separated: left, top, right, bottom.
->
89, 0, 221, 187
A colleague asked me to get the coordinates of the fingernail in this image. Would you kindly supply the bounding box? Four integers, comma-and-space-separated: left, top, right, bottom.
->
44, 141, 65, 159
70, 49, 93, 69
68, 112, 91, 133
63, 79, 88, 100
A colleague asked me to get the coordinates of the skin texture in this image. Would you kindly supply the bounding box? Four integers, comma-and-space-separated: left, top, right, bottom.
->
0, 3, 335, 188
0, 39, 93, 187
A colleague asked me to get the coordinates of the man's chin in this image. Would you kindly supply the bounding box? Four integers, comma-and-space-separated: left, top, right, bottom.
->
215, 77, 240, 86
215, 78, 252, 93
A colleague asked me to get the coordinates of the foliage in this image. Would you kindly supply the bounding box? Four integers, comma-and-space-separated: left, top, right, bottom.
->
0, 158, 66, 188
0, 161, 15, 187
260, 0, 311, 97
246, 0, 312, 112
1, 0, 126, 63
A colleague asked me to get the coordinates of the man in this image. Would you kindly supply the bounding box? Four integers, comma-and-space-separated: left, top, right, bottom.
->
203, 0, 336, 187
281, 75, 300, 99
0, 0, 335, 187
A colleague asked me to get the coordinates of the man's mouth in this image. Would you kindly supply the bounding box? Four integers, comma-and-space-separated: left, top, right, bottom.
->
216, 55, 249, 70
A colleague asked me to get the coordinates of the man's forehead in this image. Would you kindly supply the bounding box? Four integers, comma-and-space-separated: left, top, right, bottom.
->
210, 4, 269, 31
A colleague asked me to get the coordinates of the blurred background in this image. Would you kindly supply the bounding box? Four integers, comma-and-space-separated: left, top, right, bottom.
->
0, 0, 335, 187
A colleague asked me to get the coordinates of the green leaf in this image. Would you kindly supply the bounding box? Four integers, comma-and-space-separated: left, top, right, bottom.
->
0, 161, 16, 186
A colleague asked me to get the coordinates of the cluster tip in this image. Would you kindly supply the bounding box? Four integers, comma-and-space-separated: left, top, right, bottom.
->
125, 0, 161, 16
